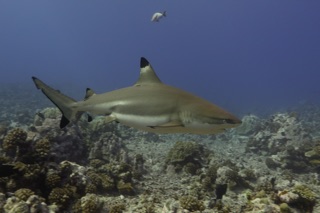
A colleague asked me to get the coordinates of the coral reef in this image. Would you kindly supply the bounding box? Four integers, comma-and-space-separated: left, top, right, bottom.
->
14, 188, 35, 201
305, 140, 320, 166
2, 128, 27, 157
292, 184, 316, 211
179, 195, 205, 211
245, 113, 311, 155
32, 108, 88, 164
72, 193, 102, 213
48, 186, 75, 209
34, 137, 51, 158
1, 101, 320, 213
165, 141, 209, 174
0, 124, 8, 139
276, 184, 317, 212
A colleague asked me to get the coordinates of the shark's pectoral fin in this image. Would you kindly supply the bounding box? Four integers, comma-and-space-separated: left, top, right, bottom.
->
148, 120, 184, 129
105, 115, 117, 123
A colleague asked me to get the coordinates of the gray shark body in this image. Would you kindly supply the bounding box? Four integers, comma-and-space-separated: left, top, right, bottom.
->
32, 57, 241, 134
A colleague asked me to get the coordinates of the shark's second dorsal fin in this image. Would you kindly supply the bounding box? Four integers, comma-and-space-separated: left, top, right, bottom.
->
134, 57, 162, 86
84, 88, 96, 100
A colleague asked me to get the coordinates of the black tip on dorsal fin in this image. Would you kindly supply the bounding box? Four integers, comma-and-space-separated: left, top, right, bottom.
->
135, 57, 162, 85
140, 57, 149, 68
84, 88, 96, 100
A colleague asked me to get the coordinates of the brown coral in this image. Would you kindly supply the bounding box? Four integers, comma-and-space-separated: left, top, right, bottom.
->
180, 195, 205, 211
34, 137, 51, 158
109, 203, 126, 213
89, 159, 104, 169
2, 128, 27, 153
87, 171, 102, 186
72, 194, 101, 213
13, 162, 42, 181
117, 180, 134, 195
45, 172, 61, 188
85, 183, 97, 194
166, 141, 207, 174
48, 186, 75, 208
14, 188, 35, 201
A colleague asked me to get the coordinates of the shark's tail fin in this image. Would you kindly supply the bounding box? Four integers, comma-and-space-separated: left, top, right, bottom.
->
162, 11, 166, 17
32, 77, 80, 128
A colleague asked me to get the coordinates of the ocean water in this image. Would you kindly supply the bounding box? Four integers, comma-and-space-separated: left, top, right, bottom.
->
1, 1, 319, 116
1, 1, 320, 212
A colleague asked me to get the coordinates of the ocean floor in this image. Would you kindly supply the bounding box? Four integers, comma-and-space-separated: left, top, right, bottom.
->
0, 84, 320, 213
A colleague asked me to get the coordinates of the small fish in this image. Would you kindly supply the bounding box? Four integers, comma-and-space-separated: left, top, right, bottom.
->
32, 57, 241, 134
151, 11, 166, 22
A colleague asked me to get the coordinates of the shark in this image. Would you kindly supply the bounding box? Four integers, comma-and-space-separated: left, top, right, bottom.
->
32, 57, 241, 134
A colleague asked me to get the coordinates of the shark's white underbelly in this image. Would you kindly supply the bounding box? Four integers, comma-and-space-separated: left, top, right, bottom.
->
113, 112, 171, 128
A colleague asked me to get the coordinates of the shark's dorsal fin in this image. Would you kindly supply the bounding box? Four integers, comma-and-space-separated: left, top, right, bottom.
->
84, 88, 96, 100
134, 57, 162, 86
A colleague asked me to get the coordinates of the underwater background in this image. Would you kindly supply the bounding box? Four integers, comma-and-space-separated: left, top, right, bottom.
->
0, 1, 320, 213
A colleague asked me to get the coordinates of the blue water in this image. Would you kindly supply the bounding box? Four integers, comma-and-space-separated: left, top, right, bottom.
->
0, 1, 319, 117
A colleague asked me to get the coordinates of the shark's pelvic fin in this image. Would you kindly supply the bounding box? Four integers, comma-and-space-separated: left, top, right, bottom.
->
32, 77, 79, 128
134, 57, 162, 86
105, 115, 116, 123
87, 114, 93, 122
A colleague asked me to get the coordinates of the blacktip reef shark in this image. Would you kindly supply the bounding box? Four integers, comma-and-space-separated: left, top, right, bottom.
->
32, 57, 241, 134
